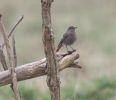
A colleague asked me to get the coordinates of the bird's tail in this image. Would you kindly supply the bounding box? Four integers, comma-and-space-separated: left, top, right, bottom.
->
56, 41, 63, 52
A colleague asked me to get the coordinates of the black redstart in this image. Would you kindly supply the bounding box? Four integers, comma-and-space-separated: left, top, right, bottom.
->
56, 26, 77, 52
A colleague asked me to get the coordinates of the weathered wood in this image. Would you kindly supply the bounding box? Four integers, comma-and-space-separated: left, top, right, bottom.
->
0, 52, 80, 87
41, 0, 60, 99
0, 14, 23, 100
8, 15, 24, 38
0, 14, 12, 67
11, 33, 21, 100
0, 45, 8, 70
10, 68, 21, 100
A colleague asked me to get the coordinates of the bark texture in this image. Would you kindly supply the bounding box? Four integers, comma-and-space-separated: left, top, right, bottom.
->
41, 0, 60, 100
0, 52, 80, 87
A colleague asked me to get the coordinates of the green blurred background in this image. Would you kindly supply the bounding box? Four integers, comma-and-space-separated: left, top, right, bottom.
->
0, 0, 116, 100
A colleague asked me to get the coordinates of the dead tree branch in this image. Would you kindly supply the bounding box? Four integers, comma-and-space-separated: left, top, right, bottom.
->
0, 14, 12, 67
8, 15, 24, 38
11, 35, 17, 68
10, 68, 21, 100
10, 34, 20, 100
41, 0, 60, 100
0, 14, 21, 100
1, 15, 24, 48
0, 44, 8, 70
0, 52, 81, 87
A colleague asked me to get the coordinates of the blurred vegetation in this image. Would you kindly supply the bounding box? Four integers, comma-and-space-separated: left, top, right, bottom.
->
0, 77, 116, 100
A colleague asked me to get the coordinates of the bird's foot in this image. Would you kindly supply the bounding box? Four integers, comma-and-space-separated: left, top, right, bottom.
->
72, 49, 76, 52
67, 50, 76, 54
67, 51, 72, 54
45, 63, 48, 73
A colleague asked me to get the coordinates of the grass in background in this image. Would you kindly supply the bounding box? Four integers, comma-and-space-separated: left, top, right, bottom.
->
0, 77, 116, 100
61, 77, 116, 100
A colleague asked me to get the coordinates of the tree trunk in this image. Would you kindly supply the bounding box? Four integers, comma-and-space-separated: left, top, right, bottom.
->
41, 0, 60, 100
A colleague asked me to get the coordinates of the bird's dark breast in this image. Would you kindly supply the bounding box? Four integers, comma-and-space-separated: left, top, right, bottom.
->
63, 33, 76, 45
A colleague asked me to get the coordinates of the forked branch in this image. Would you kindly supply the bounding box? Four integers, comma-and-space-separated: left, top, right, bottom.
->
0, 14, 23, 100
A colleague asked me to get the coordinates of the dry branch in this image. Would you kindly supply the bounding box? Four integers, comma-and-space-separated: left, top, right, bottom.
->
1, 15, 24, 48
10, 68, 21, 100
0, 14, 12, 67
8, 15, 24, 38
0, 14, 22, 100
41, 0, 60, 99
0, 45, 8, 70
11, 35, 17, 67
11, 34, 20, 100
0, 52, 80, 87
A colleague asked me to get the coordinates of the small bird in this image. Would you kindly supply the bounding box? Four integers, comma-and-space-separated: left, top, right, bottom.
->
56, 26, 77, 52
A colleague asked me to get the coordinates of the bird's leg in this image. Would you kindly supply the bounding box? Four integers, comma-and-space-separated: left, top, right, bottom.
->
45, 62, 48, 73
66, 45, 73, 54
70, 45, 76, 52
65, 45, 69, 52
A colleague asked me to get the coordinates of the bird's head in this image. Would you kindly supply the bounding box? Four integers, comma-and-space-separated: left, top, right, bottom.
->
68, 26, 77, 30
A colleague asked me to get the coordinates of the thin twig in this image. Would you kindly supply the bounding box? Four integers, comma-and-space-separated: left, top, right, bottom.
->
8, 15, 24, 38
1, 15, 24, 48
10, 18, 21, 100
0, 14, 21, 100
10, 39, 21, 100
0, 13, 14, 91
0, 14, 12, 67
10, 68, 21, 100
11, 35, 21, 100
11, 35, 17, 67
0, 44, 8, 70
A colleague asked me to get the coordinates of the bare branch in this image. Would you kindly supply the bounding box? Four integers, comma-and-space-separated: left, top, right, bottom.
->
11, 35, 17, 67
10, 35, 21, 100
0, 44, 8, 70
10, 68, 21, 100
0, 52, 80, 87
0, 14, 21, 100
1, 15, 24, 48
41, 0, 60, 99
0, 14, 12, 67
8, 15, 24, 38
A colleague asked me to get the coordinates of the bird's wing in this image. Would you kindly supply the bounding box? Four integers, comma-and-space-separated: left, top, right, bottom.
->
56, 33, 68, 52
62, 32, 69, 42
